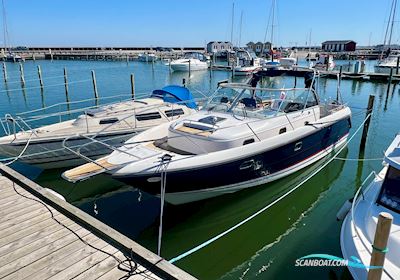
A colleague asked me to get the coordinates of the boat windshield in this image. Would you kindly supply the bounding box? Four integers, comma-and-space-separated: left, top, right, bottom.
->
377, 166, 400, 213
184, 52, 205, 61
203, 84, 318, 119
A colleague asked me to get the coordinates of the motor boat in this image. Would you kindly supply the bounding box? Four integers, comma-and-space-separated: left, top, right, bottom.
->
374, 52, 400, 74
138, 53, 157, 62
279, 57, 297, 69
233, 49, 262, 76
63, 70, 352, 205
312, 54, 335, 71
170, 52, 208, 71
3, 52, 23, 62
340, 134, 400, 280
0, 86, 197, 169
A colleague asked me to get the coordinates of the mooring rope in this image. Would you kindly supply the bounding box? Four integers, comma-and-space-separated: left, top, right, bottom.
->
168, 113, 372, 264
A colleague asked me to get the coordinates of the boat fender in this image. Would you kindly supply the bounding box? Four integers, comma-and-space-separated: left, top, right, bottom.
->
336, 198, 353, 221
44, 188, 66, 201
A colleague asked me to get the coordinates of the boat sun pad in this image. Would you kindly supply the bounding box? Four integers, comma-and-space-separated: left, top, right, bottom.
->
62, 157, 116, 183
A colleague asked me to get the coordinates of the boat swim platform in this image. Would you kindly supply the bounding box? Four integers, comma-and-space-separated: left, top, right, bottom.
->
0, 164, 196, 280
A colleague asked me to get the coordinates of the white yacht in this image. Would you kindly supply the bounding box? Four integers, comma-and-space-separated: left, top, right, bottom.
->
313, 54, 335, 71
63, 70, 352, 205
170, 52, 208, 71
375, 52, 400, 74
138, 53, 157, 62
233, 49, 262, 76
0, 86, 197, 169
340, 134, 400, 280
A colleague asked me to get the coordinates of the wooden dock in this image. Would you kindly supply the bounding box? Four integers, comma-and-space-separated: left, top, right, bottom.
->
0, 165, 196, 280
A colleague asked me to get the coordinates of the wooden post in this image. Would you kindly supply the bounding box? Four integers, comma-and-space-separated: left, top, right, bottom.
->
396, 56, 400, 75
367, 212, 393, 280
360, 95, 375, 150
182, 78, 186, 87
63, 67, 69, 100
19, 63, 25, 87
37, 65, 44, 89
2, 62, 7, 83
294, 76, 297, 88
130, 73, 135, 100
188, 59, 191, 76
387, 68, 393, 97
91, 70, 98, 99
126, 55, 129, 63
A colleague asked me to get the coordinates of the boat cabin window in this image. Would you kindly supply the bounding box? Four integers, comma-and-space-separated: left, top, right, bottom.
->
377, 166, 400, 213
99, 118, 119, 125
136, 112, 162, 121
164, 108, 185, 118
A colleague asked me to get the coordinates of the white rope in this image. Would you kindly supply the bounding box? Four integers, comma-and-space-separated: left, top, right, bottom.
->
169, 113, 372, 264
334, 157, 383, 162
1, 131, 34, 166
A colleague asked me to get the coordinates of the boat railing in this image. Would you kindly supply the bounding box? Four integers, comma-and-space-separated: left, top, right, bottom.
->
60, 97, 207, 165
350, 170, 380, 256
0, 93, 151, 137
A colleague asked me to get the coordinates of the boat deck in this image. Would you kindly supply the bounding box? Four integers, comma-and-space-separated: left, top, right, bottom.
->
0, 165, 196, 280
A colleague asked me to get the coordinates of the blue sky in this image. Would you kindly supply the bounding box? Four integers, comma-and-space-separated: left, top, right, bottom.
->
2, 0, 398, 47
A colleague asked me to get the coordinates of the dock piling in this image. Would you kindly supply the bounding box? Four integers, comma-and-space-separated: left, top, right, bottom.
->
37, 65, 44, 89
2, 62, 7, 83
387, 68, 394, 97
91, 70, 98, 99
19, 63, 25, 87
397, 57, 400, 75
188, 60, 191, 76
130, 73, 135, 100
63, 67, 69, 100
360, 95, 375, 150
367, 212, 393, 280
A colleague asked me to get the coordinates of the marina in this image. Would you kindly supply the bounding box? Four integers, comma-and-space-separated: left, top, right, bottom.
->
1, 0, 400, 279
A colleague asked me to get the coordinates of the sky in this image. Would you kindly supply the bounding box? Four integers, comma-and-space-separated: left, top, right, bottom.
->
1, 0, 399, 47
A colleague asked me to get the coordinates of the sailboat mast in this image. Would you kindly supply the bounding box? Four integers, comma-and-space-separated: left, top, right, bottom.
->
2, 0, 7, 53
388, 0, 398, 47
238, 10, 243, 47
230, 2, 235, 45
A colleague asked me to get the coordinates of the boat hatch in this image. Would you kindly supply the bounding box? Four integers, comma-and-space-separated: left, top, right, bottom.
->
86, 108, 107, 117
183, 121, 216, 132
198, 116, 226, 125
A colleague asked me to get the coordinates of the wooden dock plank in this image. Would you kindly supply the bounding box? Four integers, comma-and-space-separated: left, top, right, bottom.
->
27, 238, 110, 280
0, 165, 196, 280
72, 251, 127, 280
0, 216, 74, 257
46, 244, 120, 280
97, 260, 163, 280
0, 212, 66, 246
0, 228, 91, 278
0, 222, 82, 267
2, 232, 103, 280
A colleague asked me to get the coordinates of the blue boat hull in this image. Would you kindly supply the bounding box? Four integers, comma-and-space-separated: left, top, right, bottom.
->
113, 117, 351, 203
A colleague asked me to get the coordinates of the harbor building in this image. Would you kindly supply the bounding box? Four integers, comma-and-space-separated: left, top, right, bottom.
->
246, 41, 272, 55
206, 41, 233, 53
321, 40, 356, 52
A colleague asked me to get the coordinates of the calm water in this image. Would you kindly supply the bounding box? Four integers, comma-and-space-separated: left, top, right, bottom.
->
0, 59, 399, 280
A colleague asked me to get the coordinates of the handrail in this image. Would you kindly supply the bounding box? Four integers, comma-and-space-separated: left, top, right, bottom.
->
350, 171, 378, 256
